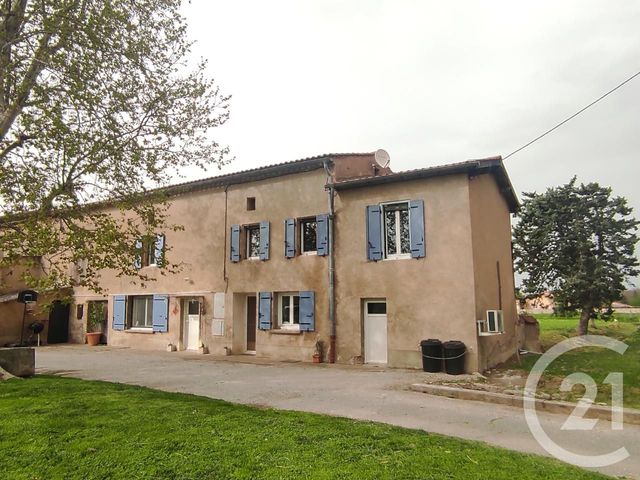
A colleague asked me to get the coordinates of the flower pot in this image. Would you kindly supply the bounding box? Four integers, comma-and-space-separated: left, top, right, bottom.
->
312, 354, 321, 363
86, 332, 102, 346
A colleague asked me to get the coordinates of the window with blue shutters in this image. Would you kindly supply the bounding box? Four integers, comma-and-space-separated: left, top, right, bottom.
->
134, 240, 143, 269
152, 234, 165, 266
367, 200, 426, 260
259, 221, 270, 260
152, 295, 169, 332
316, 214, 329, 256
258, 292, 272, 330
284, 218, 296, 258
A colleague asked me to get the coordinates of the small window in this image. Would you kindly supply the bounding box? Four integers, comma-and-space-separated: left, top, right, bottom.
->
246, 225, 260, 259
300, 218, 317, 254
247, 197, 256, 211
383, 202, 410, 258
367, 302, 387, 315
130, 296, 153, 328
278, 293, 300, 327
478, 310, 504, 335
136, 235, 164, 268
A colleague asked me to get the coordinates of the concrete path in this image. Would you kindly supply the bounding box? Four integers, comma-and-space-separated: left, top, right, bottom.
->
36, 345, 639, 479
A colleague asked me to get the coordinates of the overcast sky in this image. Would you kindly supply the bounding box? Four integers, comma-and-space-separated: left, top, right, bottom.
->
182, 1, 639, 279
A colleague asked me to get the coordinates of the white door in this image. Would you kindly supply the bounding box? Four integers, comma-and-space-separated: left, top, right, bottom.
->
364, 301, 387, 364
184, 299, 200, 350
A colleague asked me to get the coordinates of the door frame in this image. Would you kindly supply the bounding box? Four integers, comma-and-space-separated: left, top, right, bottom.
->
362, 299, 388, 364
246, 295, 257, 354
182, 297, 201, 351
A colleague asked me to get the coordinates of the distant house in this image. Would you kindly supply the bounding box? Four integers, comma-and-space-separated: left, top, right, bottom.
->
7, 152, 522, 372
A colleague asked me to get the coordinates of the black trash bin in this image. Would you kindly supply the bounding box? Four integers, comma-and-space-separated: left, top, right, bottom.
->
420, 339, 443, 372
443, 340, 466, 375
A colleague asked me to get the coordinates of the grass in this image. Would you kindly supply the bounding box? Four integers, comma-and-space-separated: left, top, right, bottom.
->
0, 377, 607, 480
516, 313, 640, 408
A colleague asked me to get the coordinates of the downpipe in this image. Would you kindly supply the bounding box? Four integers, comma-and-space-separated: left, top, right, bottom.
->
324, 160, 337, 363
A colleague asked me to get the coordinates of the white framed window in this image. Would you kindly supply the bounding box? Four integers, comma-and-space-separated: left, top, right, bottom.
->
278, 293, 300, 329
382, 202, 411, 259
246, 225, 260, 259
130, 296, 153, 329
300, 218, 317, 254
478, 310, 504, 336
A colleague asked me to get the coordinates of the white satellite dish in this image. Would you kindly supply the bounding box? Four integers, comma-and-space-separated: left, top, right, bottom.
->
374, 149, 390, 168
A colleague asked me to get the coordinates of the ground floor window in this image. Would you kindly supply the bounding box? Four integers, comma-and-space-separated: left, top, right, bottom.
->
278, 293, 300, 327
130, 296, 153, 328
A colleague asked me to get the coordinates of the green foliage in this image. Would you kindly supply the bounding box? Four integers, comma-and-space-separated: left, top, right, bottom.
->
513, 178, 639, 330
86, 301, 104, 333
0, 0, 230, 292
0, 377, 607, 479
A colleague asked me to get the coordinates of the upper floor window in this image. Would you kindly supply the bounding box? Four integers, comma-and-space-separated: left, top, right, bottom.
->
134, 234, 165, 269
383, 202, 410, 258
366, 200, 425, 261
300, 218, 317, 254
246, 225, 260, 259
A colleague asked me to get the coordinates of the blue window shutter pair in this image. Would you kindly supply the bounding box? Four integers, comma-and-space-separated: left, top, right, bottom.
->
366, 201, 426, 260
366, 205, 383, 261
133, 240, 143, 269
258, 292, 272, 330
152, 294, 169, 332
154, 235, 165, 266
316, 214, 329, 256
259, 221, 270, 260
230, 225, 241, 262
113, 295, 126, 330
299, 291, 315, 331
409, 200, 426, 258
284, 219, 296, 258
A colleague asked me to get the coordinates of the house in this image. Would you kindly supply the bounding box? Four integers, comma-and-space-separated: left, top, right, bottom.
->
67, 151, 519, 372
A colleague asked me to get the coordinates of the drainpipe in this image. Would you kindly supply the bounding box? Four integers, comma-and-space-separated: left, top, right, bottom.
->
323, 160, 337, 363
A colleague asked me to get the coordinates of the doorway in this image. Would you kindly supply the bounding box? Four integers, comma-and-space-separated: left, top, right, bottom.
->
47, 301, 70, 344
182, 299, 201, 350
246, 295, 257, 353
363, 300, 387, 364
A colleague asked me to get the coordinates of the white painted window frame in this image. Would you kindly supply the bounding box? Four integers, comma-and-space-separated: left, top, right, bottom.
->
381, 200, 411, 260
130, 295, 153, 329
278, 292, 300, 330
478, 310, 504, 336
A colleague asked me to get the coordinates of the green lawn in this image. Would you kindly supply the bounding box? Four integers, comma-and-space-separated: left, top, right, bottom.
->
518, 313, 640, 408
0, 377, 607, 480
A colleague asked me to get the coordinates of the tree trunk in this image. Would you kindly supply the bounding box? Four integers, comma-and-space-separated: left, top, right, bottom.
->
578, 307, 591, 336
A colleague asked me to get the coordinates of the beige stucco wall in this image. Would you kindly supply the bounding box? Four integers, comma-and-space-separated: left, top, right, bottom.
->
334, 174, 480, 371
468, 173, 519, 370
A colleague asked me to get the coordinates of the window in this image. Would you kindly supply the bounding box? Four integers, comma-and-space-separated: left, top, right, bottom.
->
279, 293, 300, 328
135, 235, 164, 268
246, 225, 260, 259
246, 197, 256, 211
367, 302, 387, 315
300, 218, 317, 254
130, 296, 153, 328
383, 202, 410, 258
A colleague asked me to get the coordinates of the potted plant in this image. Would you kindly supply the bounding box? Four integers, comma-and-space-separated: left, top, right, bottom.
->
86, 302, 104, 346
313, 340, 324, 363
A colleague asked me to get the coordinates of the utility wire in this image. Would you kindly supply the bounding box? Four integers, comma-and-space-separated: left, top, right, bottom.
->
504, 69, 640, 160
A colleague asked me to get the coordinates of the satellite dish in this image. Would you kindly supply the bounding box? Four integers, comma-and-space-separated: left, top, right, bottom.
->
374, 149, 390, 168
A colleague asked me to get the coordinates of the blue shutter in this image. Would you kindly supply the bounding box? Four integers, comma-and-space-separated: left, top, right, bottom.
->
230, 225, 241, 262
366, 205, 383, 261
113, 295, 126, 330
258, 292, 272, 330
299, 291, 315, 332
316, 214, 329, 256
134, 240, 143, 269
154, 234, 165, 266
259, 221, 270, 260
152, 294, 169, 333
409, 199, 426, 258
284, 218, 296, 258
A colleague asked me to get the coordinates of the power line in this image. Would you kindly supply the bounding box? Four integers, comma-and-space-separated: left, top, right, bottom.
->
504, 69, 640, 160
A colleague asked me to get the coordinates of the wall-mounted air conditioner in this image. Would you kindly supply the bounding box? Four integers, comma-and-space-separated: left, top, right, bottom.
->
477, 310, 504, 336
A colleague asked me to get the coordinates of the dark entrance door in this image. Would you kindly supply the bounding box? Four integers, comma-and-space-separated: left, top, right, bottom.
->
47, 301, 70, 344
246, 296, 257, 352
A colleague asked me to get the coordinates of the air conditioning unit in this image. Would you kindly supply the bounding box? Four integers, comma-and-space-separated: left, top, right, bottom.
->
477, 310, 504, 336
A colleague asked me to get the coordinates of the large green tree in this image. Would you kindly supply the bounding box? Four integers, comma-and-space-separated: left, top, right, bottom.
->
0, 0, 230, 291
513, 178, 639, 335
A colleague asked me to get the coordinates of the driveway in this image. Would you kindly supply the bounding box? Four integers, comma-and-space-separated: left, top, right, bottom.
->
36, 345, 639, 479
